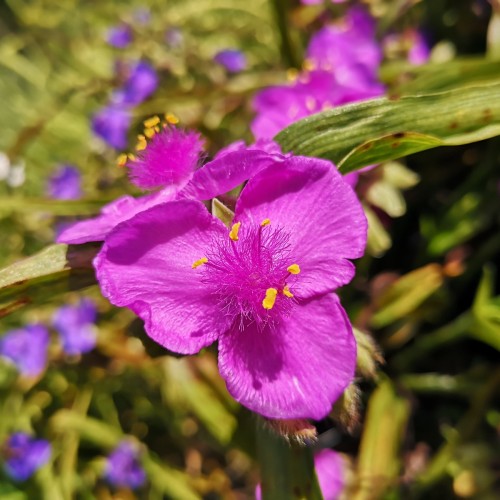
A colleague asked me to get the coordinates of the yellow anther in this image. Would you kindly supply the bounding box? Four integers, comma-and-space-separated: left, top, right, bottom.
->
287, 264, 301, 275
143, 115, 160, 128
229, 222, 241, 241
283, 285, 294, 298
192, 257, 208, 269
136, 135, 147, 151
165, 113, 180, 124
286, 68, 299, 82
262, 288, 278, 310
303, 59, 316, 71
144, 127, 156, 139
117, 153, 128, 167
127, 153, 137, 162
260, 218, 271, 227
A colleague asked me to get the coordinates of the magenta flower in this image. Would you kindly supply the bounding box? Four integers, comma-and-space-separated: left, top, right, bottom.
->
105, 441, 145, 489
251, 7, 384, 141
47, 164, 82, 200
127, 126, 204, 190
407, 30, 431, 65
252, 70, 382, 140
95, 155, 366, 419
0, 325, 49, 377
2, 433, 51, 482
256, 449, 344, 500
53, 298, 97, 355
57, 135, 285, 245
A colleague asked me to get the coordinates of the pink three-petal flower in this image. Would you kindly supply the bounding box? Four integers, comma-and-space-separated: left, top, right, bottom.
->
94, 154, 367, 419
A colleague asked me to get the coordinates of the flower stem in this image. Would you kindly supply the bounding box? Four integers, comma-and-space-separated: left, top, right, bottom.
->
256, 419, 323, 500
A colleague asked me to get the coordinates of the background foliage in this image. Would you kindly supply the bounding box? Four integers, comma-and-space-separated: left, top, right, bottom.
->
0, 0, 499, 498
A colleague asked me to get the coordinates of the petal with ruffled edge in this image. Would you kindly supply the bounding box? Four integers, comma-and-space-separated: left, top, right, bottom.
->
218, 293, 356, 419
95, 200, 231, 354
182, 148, 285, 201
57, 188, 176, 244
235, 156, 367, 298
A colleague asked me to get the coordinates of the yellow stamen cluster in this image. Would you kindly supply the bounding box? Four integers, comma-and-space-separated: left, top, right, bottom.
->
260, 218, 271, 227
192, 257, 208, 269
287, 264, 301, 275
117, 153, 128, 167
165, 112, 180, 124
262, 288, 278, 310
229, 222, 241, 241
283, 285, 293, 298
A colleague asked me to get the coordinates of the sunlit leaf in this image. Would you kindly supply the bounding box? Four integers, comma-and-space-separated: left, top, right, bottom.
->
276, 83, 500, 173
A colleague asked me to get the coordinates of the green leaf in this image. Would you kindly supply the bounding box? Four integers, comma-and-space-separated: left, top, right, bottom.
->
275, 83, 500, 173
0, 243, 97, 316
381, 58, 500, 94
370, 264, 444, 329
353, 380, 410, 499
470, 266, 500, 351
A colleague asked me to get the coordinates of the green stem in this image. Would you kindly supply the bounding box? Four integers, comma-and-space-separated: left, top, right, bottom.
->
391, 312, 473, 370
256, 419, 323, 500
270, 0, 301, 68
416, 368, 500, 488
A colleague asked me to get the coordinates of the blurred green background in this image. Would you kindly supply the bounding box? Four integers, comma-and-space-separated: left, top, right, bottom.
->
0, 0, 499, 498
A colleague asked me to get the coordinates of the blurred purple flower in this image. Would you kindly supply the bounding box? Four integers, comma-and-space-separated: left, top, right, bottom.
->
95, 154, 366, 419
92, 105, 131, 150
251, 7, 383, 140
0, 325, 49, 377
408, 30, 430, 65
53, 299, 97, 355
133, 7, 151, 25
305, 7, 382, 79
47, 164, 82, 200
107, 25, 133, 49
105, 442, 146, 489
127, 126, 204, 190
112, 61, 158, 106
214, 49, 247, 73
384, 29, 430, 66
2, 433, 51, 481
256, 449, 344, 499
252, 69, 382, 139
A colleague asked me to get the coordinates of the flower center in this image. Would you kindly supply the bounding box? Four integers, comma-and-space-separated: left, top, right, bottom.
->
192, 219, 300, 327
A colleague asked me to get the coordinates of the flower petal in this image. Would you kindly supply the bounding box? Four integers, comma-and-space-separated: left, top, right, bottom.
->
95, 200, 231, 354
235, 155, 367, 297
57, 188, 176, 244
218, 293, 356, 419
182, 148, 285, 201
